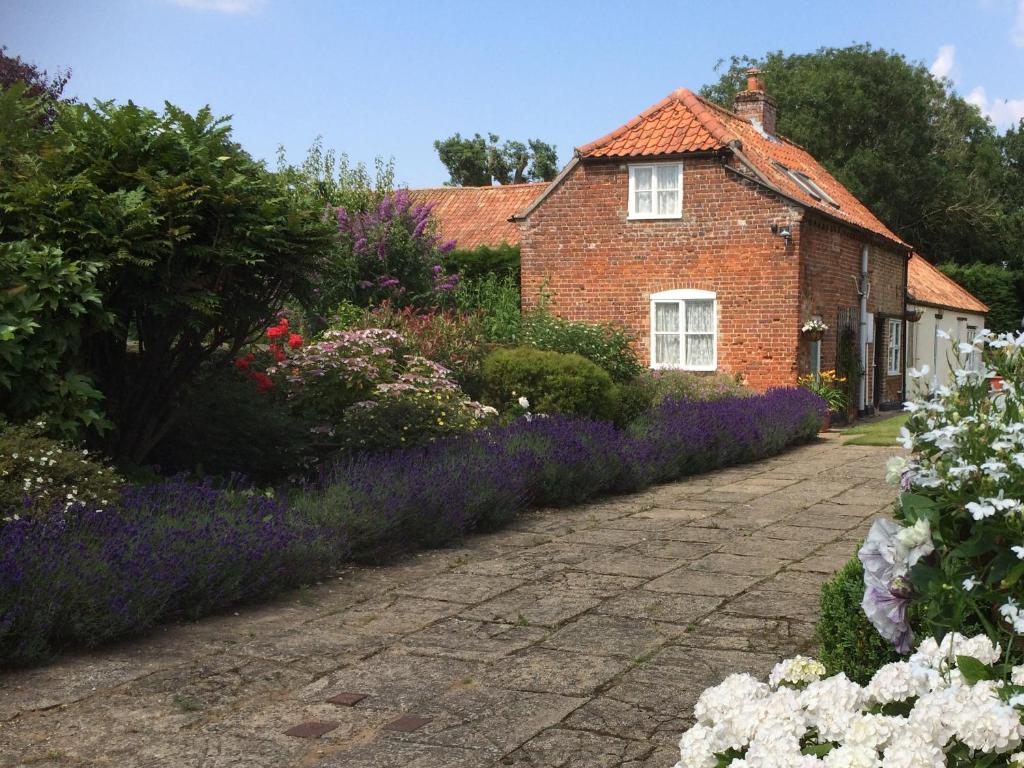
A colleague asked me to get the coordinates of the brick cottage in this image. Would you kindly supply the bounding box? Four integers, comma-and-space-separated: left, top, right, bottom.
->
414, 71, 914, 413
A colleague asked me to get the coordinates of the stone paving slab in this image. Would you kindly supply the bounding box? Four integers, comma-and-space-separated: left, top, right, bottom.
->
0, 434, 900, 767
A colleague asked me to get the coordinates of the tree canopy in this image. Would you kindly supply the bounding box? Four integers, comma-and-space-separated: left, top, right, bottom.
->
701, 44, 1018, 268
434, 133, 559, 186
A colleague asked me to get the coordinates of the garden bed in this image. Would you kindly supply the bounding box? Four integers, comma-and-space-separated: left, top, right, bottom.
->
0, 388, 823, 667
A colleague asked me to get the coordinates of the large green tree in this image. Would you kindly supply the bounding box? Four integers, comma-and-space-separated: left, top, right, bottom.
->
701, 45, 1009, 267
434, 133, 559, 186
1, 94, 338, 461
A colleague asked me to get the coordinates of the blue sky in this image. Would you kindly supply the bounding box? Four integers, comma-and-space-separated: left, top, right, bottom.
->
4, 0, 1024, 188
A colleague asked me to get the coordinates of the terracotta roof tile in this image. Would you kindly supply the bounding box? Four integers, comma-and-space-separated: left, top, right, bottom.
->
575, 87, 905, 248
907, 253, 988, 314
407, 183, 547, 249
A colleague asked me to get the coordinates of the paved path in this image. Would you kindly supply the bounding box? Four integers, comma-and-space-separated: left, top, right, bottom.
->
0, 435, 899, 768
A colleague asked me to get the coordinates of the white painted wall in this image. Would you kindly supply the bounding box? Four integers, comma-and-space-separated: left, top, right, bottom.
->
906, 303, 987, 393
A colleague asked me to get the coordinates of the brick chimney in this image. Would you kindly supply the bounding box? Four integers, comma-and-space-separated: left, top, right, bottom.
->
733, 67, 777, 136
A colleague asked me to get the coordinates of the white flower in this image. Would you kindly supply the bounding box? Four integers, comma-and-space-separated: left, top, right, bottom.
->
907, 365, 930, 379
897, 427, 915, 450
822, 744, 881, 768
517, 396, 530, 409
675, 723, 720, 768
864, 662, 934, 704
967, 500, 997, 520
884, 456, 908, 484
963, 576, 979, 591
937, 329, 951, 340
769, 656, 826, 688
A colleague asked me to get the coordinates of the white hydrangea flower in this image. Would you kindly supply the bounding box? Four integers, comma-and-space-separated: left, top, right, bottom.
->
769, 656, 827, 688
864, 662, 934, 705
822, 744, 881, 768
1012, 666, 1024, 686
799, 673, 863, 741
676, 724, 720, 768
881, 727, 946, 768
946, 679, 1023, 753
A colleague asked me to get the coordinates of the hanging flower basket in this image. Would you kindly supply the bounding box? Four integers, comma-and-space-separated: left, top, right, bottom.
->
801, 319, 828, 342
905, 309, 924, 323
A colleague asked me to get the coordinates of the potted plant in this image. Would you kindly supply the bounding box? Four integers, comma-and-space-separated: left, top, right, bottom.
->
798, 369, 848, 432
801, 318, 828, 342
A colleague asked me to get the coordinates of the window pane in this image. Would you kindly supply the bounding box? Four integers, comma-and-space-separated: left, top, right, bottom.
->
686, 300, 714, 333
655, 334, 680, 365
633, 167, 653, 191
685, 334, 714, 367
656, 190, 678, 215
635, 190, 652, 213
656, 164, 679, 191
654, 302, 680, 332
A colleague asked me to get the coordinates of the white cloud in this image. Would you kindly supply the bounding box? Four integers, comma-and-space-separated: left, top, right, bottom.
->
167, 0, 266, 13
930, 45, 957, 80
966, 85, 1024, 129
1013, 0, 1024, 46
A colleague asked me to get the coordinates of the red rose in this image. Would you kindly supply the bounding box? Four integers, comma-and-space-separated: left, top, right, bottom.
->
288, 333, 303, 349
267, 325, 284, 339
252, 372, 273, 391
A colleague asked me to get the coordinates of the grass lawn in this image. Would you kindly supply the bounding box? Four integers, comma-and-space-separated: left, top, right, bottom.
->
841, 413, 908, 446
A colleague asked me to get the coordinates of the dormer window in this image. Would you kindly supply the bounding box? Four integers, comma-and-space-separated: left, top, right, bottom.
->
774, 162, 839, 208
628, 163, 682, 219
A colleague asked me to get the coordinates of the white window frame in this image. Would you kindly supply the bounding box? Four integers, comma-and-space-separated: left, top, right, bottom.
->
886, 318, 901, 376
649, 289, 717, 371
628, 163, 683, 220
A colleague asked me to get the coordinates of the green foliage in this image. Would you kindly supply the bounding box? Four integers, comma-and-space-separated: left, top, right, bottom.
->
275, 136, 393, 212
938, 261, 1023, 333
702, 45, 1010, 267
0, 420, 123, 519
482, 347, 618, 420
148, 360, 313, 482
434, 132, 559, 186
817, 557, 904, 684
798, 370, 849, 413
519, 308, 642, 383
452, 274, 522, 343
444, 242, 520, 281
614, 370, 752, 426
835, 325, 860, 412
1, 96, 338, 462
0, 241, 109, 436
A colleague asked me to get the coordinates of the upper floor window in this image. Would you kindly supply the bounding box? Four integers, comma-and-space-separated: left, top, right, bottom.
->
628, 163, 682, 219
650, 289, 716, 371
887, 318, 902, 375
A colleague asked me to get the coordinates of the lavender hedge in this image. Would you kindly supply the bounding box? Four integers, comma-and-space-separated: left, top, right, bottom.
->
0, 388, 822, 665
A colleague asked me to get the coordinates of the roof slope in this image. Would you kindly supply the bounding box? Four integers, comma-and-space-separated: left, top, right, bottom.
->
408, 184, 547, 249
575, 88, 905, 248
907, 253, 988, 314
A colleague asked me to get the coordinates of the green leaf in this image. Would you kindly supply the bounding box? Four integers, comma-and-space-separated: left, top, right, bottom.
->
956, 655, 994, 684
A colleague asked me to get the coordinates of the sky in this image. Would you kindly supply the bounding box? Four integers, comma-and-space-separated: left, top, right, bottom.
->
4, 0, 1024, 188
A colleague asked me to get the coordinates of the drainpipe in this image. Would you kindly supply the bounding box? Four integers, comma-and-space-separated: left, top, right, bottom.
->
858, 245, 869, 414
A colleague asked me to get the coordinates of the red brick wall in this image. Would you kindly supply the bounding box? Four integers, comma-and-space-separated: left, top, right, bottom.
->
519, 157, 907, 399
520, 157, 804, 391
797, 213, 907, 407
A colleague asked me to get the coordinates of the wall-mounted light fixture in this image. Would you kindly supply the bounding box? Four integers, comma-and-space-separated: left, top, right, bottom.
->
770, 222, 792, 243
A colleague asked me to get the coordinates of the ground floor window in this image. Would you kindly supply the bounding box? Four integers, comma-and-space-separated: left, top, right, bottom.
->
886, 318, 901, 375
650, 289, 716, 370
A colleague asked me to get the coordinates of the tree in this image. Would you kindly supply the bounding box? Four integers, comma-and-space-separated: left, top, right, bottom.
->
434, 133, 559, 186
0, 46, 72, 124
275, 136, 394, 212
2, 97, 338, 462
701, 45, 1008, 267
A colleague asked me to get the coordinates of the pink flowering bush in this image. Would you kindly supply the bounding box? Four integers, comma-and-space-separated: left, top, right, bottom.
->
269, 327, 494, 453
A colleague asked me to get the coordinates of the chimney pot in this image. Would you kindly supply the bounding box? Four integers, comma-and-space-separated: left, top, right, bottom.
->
745, 67, 763, 92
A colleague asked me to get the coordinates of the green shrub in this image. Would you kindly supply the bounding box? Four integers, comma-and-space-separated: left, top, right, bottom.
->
0, 421, 123, 518
453, 274, 522, 344
816, 556, 903, 684
482, 347, 617, 420
938, 261, 1023, 333
444, 243, 520, 281
520, 309, 641, 383
148, 361, 312, 482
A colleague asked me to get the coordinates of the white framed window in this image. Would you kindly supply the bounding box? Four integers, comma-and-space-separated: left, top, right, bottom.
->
628, 163, 682, 219
964, 322, 981, 371
650, 289, 716, 371
886, 318, 901, 375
